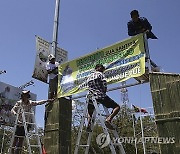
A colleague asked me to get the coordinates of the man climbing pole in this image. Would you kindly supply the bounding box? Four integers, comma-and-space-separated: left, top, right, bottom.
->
127, 10, 158, 39
46, 54, 59, 99
86, 64, 120, 131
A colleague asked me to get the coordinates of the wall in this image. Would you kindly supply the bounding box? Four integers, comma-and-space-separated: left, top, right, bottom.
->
44, 97, 72, 154
150, 72, 180, 154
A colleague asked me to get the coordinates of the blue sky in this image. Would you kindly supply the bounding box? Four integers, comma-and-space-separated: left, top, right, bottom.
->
0, 0, 180, 127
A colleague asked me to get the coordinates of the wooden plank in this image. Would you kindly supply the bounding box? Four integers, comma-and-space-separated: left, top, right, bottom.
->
44, 98, 72, 154
149, 73, 180, 153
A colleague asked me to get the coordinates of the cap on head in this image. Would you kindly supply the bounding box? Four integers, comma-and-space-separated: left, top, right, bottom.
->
130, 10, 139, 17
22, 90, 30, 94
21, 90, 30, 98
48, 54, 55, 61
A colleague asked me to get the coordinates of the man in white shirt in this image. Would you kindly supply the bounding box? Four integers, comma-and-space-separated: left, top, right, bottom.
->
11, 90, 53, 153
46, 54, 59, 99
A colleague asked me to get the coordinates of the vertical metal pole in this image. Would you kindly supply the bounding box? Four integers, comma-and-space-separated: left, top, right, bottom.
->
48, 0, 60, 98
143, 33, 152, 73
140, 113, 146, 154
51, 0, 60, 56
139, 80, 146, 154
131, 111, 138, 154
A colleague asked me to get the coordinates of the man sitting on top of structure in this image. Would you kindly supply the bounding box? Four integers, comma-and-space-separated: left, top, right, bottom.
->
127, 10, 158, 39
87, 64, 120, 131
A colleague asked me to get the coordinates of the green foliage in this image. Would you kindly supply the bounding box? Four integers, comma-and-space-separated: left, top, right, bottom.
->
71, 105, 160, 154
0, 126, 44, 154
0, 127, 12, 153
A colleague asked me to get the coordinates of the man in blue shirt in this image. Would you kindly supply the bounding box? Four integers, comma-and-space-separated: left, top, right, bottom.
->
127, 10, 157, 39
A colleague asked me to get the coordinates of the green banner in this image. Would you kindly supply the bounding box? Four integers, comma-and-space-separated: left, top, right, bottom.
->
58, 34, 146, 98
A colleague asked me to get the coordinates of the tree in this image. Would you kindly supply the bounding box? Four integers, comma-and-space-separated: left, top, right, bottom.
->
0, 126, 45, 154
71, 104, 160, 153
0, 126, 13, 153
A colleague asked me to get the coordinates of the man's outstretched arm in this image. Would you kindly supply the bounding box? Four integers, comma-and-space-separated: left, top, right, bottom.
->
31, 99, 54, 106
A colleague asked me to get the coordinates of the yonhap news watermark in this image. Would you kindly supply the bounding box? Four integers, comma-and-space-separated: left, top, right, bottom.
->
96, 133, 175, 148
113, 136, 175, 144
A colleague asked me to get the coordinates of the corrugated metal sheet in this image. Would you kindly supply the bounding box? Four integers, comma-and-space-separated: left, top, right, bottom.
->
44, 98, 72, 154
150, 72, 180, 154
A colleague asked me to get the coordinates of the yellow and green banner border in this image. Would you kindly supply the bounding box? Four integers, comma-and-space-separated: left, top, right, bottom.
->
58, 34, 146, 98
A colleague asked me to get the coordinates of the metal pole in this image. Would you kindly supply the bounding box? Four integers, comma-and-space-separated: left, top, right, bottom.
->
140, 112, 146, 154
48, 0, 60, 98
72, 81, 148, 100
139, 80, 146, 154
18, 80, 34, 89
51, 0, 60, 56
143, 33, 152, 73
131, 106, 138, 154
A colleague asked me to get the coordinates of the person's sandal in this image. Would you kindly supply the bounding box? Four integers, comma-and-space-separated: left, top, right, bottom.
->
105, 120, 115, 130
86, 123, 92, 132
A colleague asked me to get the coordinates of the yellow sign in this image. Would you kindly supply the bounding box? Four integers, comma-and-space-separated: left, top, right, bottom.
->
58, 34, 145, 98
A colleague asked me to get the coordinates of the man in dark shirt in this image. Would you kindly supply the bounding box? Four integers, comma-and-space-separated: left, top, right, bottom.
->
127, 10, 157, 39
87, 64, 120, 131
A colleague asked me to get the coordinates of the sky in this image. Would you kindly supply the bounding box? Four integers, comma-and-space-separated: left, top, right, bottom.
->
0, 0, 180, 128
